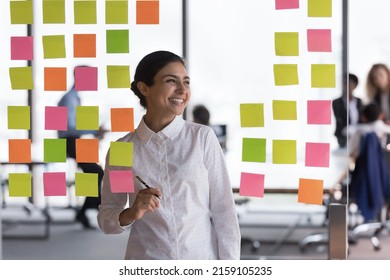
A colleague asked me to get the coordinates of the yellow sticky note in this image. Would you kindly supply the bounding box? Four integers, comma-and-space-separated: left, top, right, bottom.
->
107, 65, 131, 88
298, 178, 324, 205
273, 64, 299, 86
272, 100, 297, 120
240, 103, 264, 127
43, 0, 65, 23
109, 142, 133, 167
76, 106, 99, 130
308, 0, 332, 18
272, 140, 296, 164
275, 32, 299, 56
8, 106, 31, 130
74, 0, 97, 24
9, 67, 34, 90
42, 35, 66, 59
311, 64, 336, 88
106, 0, 128, 24
9, 173, 32, 197
75, 173, 98, 197
10, 0, 33, 24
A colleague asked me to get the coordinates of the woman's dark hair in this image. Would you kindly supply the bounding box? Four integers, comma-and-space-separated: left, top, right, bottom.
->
362, 103, 381, 123
131, 51, 185, 109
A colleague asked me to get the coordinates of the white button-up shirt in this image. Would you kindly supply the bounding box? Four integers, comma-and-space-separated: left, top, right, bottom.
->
97, 116, 241, 260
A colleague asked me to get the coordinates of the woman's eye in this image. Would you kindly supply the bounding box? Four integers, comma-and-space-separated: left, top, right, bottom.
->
166, 79, 176, 83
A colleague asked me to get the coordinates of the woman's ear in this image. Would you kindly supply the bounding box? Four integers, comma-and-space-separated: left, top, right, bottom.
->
137, 81, 149, 97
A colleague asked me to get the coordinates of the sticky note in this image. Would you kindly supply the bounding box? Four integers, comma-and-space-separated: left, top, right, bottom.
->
44, 67, 67, 91
106, 0, 128, 24
136, 0, 159, 24
298, 178, 324, 205
275, 0, 299, 10
273, 100, 297, 120
109, 142, 133, 167
10, 0, 33, 24
305, 142, 330, 167
74, 34, 96, 57
43, 172, 67, 196
9, 67, 34, 90
76, 106, 99, 130
239, 172, 265, 198
45, 106, 68, 131
275, 32, 299, 56
44, 139, 67, 163
74, 0, 97, 24
240, 103, 264, 127
308, 0, 332, 18
8, 106, 30, 130
43, 0, 65, 23
107, 65, 131, 88
111, 108, 134, 132
106, 30, 129, 53
307, 100, 331, 124
109, 170, 135, 193
272, 140, 296, 164
75, 66, 98, 91
9, 139, 31, 163
76, 138, 99, 163
75, 173, 98, 197
242, 138, 266, 163
311, 64, 335, 88
42, 35, 66, 59
273, 64, 299, 86
9, 173, 32, 197
307, 29, 332, 52
11, 36, 33, 60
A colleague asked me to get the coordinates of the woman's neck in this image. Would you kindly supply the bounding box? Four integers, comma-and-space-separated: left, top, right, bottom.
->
144, 113, 175, 133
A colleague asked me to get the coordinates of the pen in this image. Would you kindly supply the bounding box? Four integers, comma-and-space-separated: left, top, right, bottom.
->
135, 175, 160, 199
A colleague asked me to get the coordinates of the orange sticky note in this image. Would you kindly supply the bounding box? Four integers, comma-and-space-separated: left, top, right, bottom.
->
76, 138, 99, 163
136, 0, 159, 24
9, 139, 31, 163
110, 108, 134, 132
74, 34, 96, 58
298, 178, 324, 205
44, 67, 67, 91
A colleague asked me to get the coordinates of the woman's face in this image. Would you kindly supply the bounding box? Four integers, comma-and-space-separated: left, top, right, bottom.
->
372, 67, 389, 91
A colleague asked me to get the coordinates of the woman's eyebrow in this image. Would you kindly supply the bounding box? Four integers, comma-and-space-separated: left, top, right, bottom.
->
162, 74, 190, 80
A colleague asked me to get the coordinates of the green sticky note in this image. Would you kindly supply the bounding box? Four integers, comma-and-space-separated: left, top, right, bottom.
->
106, 0, 128, 24
106, 30, 129, 53
8, 106, 31, 130
43, 0, 65, 23
44, 139, 67, 162
275, 32, 299, 56
273, 64, 299, 86
109, 142, 133, 167
311, 64, 336, 88
273, 140, 297, 164
10, 0, 33, 24
42, 35, 66, 59
308, 0, 332, 17
74, 0, 97, 24
75, 173, 98, 197
240, 103, 264, 127
107, 65, 131, 88
242, 138, 266, 163
273, 100, 297, 120
9, 67, 34, 90
9, 173, 32, 197
76, 106, 99, 130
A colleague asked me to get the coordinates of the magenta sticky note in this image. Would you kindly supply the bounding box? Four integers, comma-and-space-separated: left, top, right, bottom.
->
307, 100, 331, 124
11, 36, 33, 60
275, 0, 299, 10
307, 29, 332, 52
75, 66, 98, 91
45, 106, 68, 131
109, 170, 135, 193
43, 172, 67, 196
305, 142, 330, 167
239, 172, 265, 198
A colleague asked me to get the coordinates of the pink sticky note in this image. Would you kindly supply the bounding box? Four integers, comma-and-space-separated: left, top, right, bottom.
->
75, 66, 98, 91
307, 29, 332, 52
305, 142, 330, 167
275, 0, 299, 10
11, 36, 33, 60
45, 106, 68, 131
109, 170, 135, 193
307, 100, 331, 124
43, 172, 67, 196
239, 172, 265, 198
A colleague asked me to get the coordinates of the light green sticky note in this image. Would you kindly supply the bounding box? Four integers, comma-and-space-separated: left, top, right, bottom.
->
311, 64, 336, 88
44, 139, 67, 162
107, 66, 131, 88
43, 0, 65, 23
273, 64, 299, 86
109, 142, 133, 167
9, 67, 34, 90
75, 173, 98, 197
74, 0, 97, 24
9, 173, 32, 197
308, 0, 332, 17
275, 32, 299, 56
106, 0, 128, 24
240, 103, 264, 127
8, 106, 31, 130
10, 0, 33, 24
273, 100, 297, 120
106, 30, 129, 53
242, 138, 266, 163
273, 140, 297, 164
42, 35, 66, 59
76, 106, 99, 130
